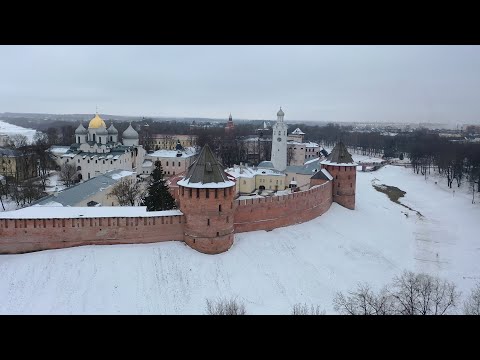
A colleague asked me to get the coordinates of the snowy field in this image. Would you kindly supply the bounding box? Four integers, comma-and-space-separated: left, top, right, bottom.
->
0, 165, 479, 314
0, 120, 38, 143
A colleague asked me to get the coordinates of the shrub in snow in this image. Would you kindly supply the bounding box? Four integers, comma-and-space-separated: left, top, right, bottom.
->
205, 297, 246, 315
291, 303, 325, 315
333, 271, 460, 315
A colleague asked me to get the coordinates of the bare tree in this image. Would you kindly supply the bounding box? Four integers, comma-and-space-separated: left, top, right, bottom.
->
108, 178, 143, 206
7, 134, 29, 148
0, 176, 6, 210
21, 179, 45, 204
464, 283, 480, 315
205, 297, 247, 315
59, 162, 78, 187
291, 303, 325, 315
32, 132, 56, 190
390, 271, 460, 315
333, 283, 395, 315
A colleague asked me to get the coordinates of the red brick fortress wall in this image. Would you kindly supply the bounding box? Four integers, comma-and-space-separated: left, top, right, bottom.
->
322, 165, 356, 210
234, 181, 333, 233
0, 215, 185, 254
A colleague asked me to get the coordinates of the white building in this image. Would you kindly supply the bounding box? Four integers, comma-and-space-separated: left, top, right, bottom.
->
271, 107, 288, 171
55, 113, 145, 182
287, 140, 322, 166
142, 142, 198, 177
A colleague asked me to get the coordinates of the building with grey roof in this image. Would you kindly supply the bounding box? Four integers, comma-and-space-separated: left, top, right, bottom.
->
31, 169, 136, 207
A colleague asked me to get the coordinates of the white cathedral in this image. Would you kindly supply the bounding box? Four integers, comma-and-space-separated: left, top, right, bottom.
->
57, 113, 146, 182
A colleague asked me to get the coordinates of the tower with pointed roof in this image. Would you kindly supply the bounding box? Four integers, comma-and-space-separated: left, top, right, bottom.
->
320, 142, 357, 210
225, 113, 235, 136
177, 144, 236, 254
271, 107, 288, 171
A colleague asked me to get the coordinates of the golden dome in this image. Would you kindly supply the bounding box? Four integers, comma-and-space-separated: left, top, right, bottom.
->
88, 113, 107, 129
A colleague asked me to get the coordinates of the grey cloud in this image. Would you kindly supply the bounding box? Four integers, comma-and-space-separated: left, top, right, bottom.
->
0, 45, 479, 124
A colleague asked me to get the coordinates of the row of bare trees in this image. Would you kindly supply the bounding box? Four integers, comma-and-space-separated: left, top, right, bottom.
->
203, 271, 480, 315
334, 271, 478, 315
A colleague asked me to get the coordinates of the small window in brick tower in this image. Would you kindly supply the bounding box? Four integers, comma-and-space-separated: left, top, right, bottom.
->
219, 204, 222, 212
207, 219, 210, 226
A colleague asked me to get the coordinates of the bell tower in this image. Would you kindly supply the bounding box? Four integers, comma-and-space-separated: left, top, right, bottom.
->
271, 107, 288, 171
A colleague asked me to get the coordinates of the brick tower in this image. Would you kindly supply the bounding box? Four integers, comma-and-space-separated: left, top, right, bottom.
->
320, 142, 357, 210
177, 144, 236, 254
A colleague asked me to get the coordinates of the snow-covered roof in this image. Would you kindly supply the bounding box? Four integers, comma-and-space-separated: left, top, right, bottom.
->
61, 153, 77, 158
321, 169, 333, 180
148, 147, 197, 159
0, 206, 183, 219
30, 169, 135, 207
226, 166, 285, 179
320, 160, 357, 167
49, 146, 70, 155
304, 157, 320, 165
177, 179, 236, 189
142, 160, 153, 168
225, 167, 257, 179
291, 128, 305, 135
237, 194, 264, 201
258, 161, 274, 169
287, 141, 319, 148
110, 171, 134, 180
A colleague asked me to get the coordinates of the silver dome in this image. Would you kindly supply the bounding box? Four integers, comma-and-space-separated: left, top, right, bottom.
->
75, 123, 87, 135
107, 123, 118, 134
122, 123, 139, 139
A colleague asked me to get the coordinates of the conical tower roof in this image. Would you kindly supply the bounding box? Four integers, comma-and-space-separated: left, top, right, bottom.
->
177, 144, 235, 188
320, 142, 357, 166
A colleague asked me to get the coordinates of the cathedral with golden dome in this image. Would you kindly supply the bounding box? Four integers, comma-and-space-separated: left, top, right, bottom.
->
58, 113, 145, 181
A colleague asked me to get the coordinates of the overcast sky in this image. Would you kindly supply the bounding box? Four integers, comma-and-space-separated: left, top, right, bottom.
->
0, 45, 479, 124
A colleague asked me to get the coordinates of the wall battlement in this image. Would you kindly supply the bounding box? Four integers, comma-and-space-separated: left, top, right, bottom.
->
234, 181, 333, 233
0, 215, 185, 254
0, 172, 350, 255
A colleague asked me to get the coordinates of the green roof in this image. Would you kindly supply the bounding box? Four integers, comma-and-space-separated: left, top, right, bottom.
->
182, 144, 229, 184
324, 142, 354, 164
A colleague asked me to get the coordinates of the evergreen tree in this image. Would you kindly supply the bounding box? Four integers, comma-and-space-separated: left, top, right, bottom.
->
142, 160, 176, 211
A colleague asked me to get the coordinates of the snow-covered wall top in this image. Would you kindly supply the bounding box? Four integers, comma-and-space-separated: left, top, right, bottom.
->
0, 206, 183, 219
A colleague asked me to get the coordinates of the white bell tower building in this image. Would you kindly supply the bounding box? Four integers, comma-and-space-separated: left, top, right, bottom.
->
271, 107, 288, 171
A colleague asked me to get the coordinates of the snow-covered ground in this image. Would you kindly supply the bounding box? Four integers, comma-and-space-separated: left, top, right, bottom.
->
0, 165, 479, 314
0, 120, 38, 144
